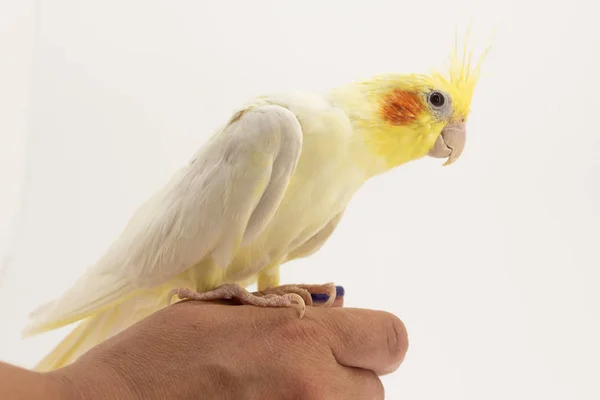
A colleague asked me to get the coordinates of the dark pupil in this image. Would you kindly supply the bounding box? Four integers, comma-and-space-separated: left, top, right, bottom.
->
430, 92, 444, 107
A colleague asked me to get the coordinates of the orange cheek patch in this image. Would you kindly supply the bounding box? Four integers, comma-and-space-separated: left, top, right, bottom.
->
380, 89, 424, 125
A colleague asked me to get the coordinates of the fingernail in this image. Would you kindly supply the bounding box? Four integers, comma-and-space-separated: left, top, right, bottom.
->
311, 286, 345, 303
311, 293, 329, 303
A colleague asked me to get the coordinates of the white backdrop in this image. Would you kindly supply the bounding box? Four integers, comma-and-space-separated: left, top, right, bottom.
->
1, 0, 599, 399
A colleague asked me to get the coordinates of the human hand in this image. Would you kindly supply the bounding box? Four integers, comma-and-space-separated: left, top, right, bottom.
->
49, 299, 408, 399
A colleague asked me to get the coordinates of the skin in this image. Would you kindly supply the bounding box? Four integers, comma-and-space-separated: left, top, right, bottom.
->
4, 299, 408, 399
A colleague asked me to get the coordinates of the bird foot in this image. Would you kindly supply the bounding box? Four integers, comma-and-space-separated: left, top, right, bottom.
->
167, 282, 341, 318
256, 283, 340, 307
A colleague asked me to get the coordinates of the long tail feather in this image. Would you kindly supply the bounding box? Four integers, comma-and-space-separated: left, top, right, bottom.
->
22, 273, 135, 338
32, 287, 168, 372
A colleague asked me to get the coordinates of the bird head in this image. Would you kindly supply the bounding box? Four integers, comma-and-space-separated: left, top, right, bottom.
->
331, 36, 489, 173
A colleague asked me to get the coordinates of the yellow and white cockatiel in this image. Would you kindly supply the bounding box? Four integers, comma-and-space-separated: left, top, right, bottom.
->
23, 40, 487, 371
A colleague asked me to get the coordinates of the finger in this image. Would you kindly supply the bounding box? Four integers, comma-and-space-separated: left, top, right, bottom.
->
314, 308, 408, 375
311, 285, 345, 306
331, 296, 344, 308
336, 367, 385, 400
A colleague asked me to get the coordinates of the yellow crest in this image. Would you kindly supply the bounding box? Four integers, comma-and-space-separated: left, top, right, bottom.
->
430, 26, 493, 120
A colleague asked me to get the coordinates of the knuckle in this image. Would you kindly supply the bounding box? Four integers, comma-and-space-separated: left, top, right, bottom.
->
273, 318, 330, 361
321, 309, 357, 343
276, 315, 323, 343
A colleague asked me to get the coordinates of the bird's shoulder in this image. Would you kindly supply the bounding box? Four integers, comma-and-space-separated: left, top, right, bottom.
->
248, 91, 345, 120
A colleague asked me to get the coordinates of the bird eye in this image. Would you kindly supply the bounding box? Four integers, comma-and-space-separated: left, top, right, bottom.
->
428, 91, 446, 108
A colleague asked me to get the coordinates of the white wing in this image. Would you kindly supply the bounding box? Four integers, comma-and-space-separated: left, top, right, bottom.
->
25, 104, 303, 335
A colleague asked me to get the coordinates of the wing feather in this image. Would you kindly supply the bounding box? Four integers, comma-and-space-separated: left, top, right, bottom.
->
24, 105, 303, 335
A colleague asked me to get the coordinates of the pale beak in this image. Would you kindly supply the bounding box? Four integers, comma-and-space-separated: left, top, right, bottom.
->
427, 121, 466, 166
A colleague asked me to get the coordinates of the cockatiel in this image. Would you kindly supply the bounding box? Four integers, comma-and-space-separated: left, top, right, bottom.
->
23, 39, 488, 371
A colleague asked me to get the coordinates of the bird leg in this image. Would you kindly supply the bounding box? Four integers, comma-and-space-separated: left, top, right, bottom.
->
167, 282, 340, 318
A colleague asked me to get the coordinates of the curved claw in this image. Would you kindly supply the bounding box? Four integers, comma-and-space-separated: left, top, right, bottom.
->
284, 293, 306, 318
311, 283, 338, 307
256, 287, 313, 306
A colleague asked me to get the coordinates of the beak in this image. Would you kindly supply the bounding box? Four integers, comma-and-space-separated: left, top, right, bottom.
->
427, 120, 466, 166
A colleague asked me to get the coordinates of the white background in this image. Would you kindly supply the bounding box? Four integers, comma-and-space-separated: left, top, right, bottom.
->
1, 0, 599, 399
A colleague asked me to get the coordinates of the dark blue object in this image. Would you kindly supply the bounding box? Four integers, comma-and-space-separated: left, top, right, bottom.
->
312, 286, 345, 303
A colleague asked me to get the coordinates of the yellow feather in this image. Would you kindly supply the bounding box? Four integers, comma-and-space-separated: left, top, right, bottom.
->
430, 25, 493, 119
327, 28, 491, 170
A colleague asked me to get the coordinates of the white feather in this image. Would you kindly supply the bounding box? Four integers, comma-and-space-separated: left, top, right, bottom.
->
24, 104, 303, 335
